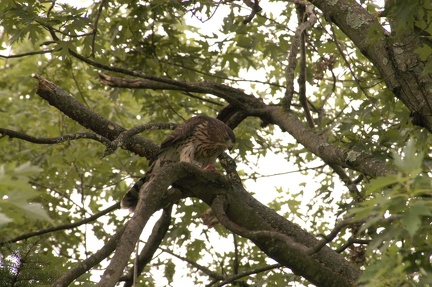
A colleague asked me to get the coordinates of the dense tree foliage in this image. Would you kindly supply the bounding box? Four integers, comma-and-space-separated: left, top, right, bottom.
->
1, 0, 432, 286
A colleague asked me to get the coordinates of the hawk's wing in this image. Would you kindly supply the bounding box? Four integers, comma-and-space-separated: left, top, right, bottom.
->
158, 116, 210, 154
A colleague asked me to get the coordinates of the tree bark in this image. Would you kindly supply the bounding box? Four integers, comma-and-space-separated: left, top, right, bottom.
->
311, 0, 432, 132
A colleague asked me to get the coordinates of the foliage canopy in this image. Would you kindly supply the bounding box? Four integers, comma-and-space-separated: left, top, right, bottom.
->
1, 0, 432, 286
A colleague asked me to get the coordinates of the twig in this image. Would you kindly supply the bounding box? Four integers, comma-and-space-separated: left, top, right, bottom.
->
308, 217, 354, 255
336, 238, 371, 253
330, 164, 364, 201
0, 202, 120, 247
90, 0, 108, 57
160, 247, 224, 280
187, 0, 221, 23
233, 234, 239, 275
243, 0, 262, 24
212, 263, 283, 287
0, 49, 58, 58
251, 164, 326, 179
329, 24, 371, 99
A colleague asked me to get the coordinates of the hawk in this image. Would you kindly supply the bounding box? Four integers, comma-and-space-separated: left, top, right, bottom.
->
121, 115, 236, 211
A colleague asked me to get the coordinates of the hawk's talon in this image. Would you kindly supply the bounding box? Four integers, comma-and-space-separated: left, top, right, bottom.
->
204, 163, 218, 171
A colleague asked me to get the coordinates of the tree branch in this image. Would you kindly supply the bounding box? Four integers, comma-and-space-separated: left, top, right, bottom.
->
329, 23, 371, 99
0, 203, 120, 247
31, 76, 377, 286
311, 0, 432, 132
266, 106, 395, 177
90, 0, 108, 57
34, 75, 394, 179
185, 174, 360, 287
33, 74, 159, 159
0, 49, 58, 58
0, 128, 111, 146
336, 238, 371, 253
160, 247, 225, 281
121, 204, 174, 287
212, 263, 283, 287
100, 70, 394, 180
97, 164, 189, 287
282, 3, 317, 110
52, 224, 127, 287
102, 122, 177, 158
242, 0, 262, 24
297, 4, 315, 128
309, 217, 355, 255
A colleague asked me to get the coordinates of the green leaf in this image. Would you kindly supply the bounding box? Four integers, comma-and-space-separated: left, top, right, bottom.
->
21, 202, 52, 221
0, 162, 50, 225
392, 137, 423, 174
164, 259, 175, 284
364, 174, 399, 196
402, 202, 432, 238
13, 161, 43, 176
0, 212, 12, 225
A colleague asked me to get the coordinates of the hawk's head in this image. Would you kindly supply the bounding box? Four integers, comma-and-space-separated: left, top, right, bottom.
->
222, 126, 235, 151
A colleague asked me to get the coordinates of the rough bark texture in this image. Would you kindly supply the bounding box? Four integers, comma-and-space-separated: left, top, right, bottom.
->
311, 0, 432, 132
34, 74, 159, 159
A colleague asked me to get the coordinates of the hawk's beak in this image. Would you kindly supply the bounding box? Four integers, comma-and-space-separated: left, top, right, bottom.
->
227, 140, 234, 151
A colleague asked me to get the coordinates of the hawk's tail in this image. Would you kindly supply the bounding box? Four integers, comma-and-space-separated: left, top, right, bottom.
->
120, 177, 147, 211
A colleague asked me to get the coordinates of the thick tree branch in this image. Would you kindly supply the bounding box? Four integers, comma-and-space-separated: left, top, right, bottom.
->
93, 159, 361, 287
266, 106, 395, 177
33, 74, 159, 159
97, 73, 395, 178
121, 205, 174, 287
177, 165, 361, 286
97, 165, 189, 287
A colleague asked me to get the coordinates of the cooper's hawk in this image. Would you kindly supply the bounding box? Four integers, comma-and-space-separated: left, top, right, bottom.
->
121, 115, 236, 211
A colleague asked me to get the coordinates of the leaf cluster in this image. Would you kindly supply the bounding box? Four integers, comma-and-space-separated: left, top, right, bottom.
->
351, 138, 432, 286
